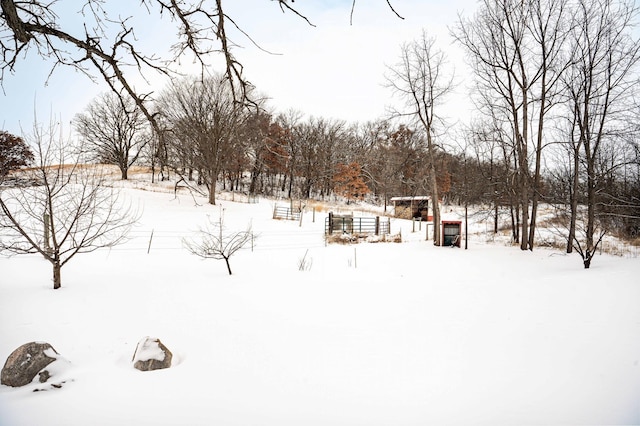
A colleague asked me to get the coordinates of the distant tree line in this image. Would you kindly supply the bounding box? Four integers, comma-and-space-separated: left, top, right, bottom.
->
70, 40, 640, 257
71, 78, 459, 213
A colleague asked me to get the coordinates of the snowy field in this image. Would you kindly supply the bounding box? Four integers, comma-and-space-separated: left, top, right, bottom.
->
1, 183, 639, 425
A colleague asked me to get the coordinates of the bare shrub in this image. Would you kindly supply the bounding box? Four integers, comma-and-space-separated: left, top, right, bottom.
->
183, 209, 253, 275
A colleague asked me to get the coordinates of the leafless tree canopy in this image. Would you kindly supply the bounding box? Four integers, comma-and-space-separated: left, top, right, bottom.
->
74, 92, 150, 180
385, 31, 455, 245
156, 74, 250, 205
0, 120, 138, 289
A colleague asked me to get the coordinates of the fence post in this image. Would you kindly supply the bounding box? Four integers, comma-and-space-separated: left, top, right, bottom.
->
328, 212, 334, 235
147, 229, 154, 254
375, 216, 380, 235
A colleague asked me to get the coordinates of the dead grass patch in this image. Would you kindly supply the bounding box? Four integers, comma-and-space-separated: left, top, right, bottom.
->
325, 232, 401, 245
629, 237, 640, 247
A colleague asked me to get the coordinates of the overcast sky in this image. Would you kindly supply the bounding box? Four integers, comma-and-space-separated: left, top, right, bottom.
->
1, 0, 478, 137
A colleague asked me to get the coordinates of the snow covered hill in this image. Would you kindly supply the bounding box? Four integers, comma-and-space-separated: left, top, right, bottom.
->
1, 182, 639, 425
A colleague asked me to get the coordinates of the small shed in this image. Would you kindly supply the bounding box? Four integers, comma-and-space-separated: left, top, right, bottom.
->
442, 220, 462, 247
389, 196, 431, 221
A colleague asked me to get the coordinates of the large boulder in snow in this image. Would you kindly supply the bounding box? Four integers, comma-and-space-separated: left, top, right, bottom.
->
1, 342, 60, 387
132, 337, 173, 371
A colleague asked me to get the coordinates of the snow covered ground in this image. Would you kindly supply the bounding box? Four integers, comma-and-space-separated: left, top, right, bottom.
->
1, 183, 639, 425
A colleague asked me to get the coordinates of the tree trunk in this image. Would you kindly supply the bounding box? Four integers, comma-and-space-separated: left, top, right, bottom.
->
567, 145, 580, 253
586, 157, 595, 256
224, 256, 232, 275
287, 169, 294, 199
528, 52, 551, 252
528, 159, 541, 251
513, 202, 520, 243
519, 164, 530, 251
53, 261, 61, 290
208, 169, 217, 205
528, 190, 538, 250
249, 164, 261, 194
427, 135, 441, 246
584, 128, 596, 257
464, 202, 468, 250
430, 172, 441, 246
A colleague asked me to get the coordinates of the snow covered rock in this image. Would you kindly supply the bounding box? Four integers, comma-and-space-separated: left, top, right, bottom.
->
1, 342, 60, 387
132, 337, 173, 371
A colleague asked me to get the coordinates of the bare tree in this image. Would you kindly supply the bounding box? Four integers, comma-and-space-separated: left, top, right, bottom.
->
385, 30, 455, 246
561, 0, 640, 268
351, 120, 390, 206
295, 117, 343, 200
275, 110, 304, 199
241, 111, 271, 195
183, 208, 253, 276
74, 92, 150, 180
525, 0, 571, 249
454, 0, 570, 250
364, 123, 417, 210
157, 74, 248, 205
249, 117, 291, 196
0, 120, 137, 289
464, 119, 515, 236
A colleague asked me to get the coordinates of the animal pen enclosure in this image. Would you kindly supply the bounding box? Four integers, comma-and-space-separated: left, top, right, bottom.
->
325, 212, 390, 236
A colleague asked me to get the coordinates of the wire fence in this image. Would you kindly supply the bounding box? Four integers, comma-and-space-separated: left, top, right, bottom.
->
325, 214, 391, 236
112, 227, 326, 253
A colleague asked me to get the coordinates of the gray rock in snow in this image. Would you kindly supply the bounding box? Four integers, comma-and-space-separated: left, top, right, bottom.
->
1, 342, 59, 387
132, 337, 173, 371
